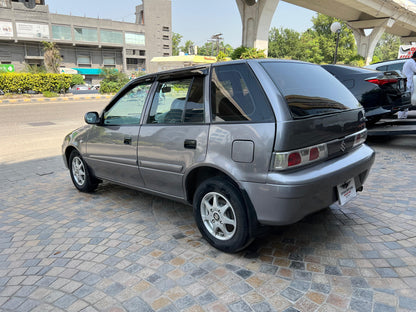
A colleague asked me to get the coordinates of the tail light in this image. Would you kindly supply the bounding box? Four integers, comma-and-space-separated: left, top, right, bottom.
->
353, 129, 367, 147
271, 130, 367, 171
271, 143, 328, 171
366, 78, 398, 86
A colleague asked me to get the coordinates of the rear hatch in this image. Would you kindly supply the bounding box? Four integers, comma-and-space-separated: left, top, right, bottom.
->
260, 61, 367, 168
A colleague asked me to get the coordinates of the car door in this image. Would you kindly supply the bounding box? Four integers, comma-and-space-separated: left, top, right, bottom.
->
85, 81, 153, 187
138, 73, 209, 198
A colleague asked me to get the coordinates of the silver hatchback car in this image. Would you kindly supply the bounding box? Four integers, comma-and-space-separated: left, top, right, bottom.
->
63, 59, 375, 252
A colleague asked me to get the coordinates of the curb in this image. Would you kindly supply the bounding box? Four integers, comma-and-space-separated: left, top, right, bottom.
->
0, 94, 113, 104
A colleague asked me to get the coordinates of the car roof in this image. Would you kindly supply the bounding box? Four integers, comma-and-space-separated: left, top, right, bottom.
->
365, 59, 406, 68
131, 58, 316, 83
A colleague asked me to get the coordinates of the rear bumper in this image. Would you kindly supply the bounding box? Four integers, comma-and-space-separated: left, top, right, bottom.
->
241, 144, 375, 226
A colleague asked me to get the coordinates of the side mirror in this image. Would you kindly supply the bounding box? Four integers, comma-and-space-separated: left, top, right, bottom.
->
84, 112, 100, 124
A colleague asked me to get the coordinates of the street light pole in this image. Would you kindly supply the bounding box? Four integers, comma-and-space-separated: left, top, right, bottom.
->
333, 30, 340, 64
330, 22, 342, 64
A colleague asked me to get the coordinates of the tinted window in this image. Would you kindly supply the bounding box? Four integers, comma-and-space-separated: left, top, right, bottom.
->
103, 83, 152, 125
147, 76, 204, 124
376, 65, 388, 71
210, 64, 274, 123
262, 62, 361, 119
387, 63, 404, 71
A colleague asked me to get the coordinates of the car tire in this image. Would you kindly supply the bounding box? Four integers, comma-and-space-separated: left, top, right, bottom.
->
69, 150, 99, 192
193, 177, 253, 253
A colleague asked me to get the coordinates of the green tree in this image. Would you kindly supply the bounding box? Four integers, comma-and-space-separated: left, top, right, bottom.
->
268, 27, 301, 59
42, 42, 62, 73
70, 74, 85, 87
373, 33, 402, 62
240, 48, 266, 59
172, 32, 182, 56
230, 46, 249, 60
268, 13, 357, 64
310, 14, 357, 64
216, 51, 227, 62
180, 40, 195, 54
99, 68, 129, 94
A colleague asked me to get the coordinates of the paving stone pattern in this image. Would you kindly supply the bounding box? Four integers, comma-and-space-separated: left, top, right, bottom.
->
0, 139, 416, 311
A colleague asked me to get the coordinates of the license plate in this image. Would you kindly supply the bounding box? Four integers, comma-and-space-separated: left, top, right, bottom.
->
337, 178, 357, 206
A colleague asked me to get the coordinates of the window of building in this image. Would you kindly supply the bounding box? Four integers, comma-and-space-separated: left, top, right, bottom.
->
103, 56, 115, 67
52, 25, 71, 41
100, 29, 123, 45
163, 53, 170, 56
140, 50, 145, 56
163, 45, 169, 49
125, 32, 145, 45
74, 27, 98, 42
77, 55, 91, 67
163, 35, 169, 40
25, 45, 42, 57
162, 26, 169, 31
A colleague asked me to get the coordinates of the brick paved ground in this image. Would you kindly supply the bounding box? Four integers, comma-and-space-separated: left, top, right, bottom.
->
1, 136, 416, 311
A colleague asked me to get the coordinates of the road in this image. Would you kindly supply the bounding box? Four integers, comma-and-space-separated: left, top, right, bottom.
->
0, 99, 416, 311
0, 98, 108, 164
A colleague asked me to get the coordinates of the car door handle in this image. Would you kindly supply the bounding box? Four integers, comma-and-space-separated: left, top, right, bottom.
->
184, 139, 197, 149
124, 137, 132, 145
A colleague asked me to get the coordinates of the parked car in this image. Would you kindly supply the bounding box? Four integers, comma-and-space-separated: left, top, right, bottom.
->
70, 84, 99, 95
365, 59, 416, 108
72, 84, 90, 91
322, 64, 411, 125
62, 59, 375, 252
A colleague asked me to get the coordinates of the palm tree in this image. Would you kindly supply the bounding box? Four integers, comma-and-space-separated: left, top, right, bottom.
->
42, 42, 62, 73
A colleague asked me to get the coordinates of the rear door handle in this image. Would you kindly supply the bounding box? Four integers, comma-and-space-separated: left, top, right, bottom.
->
124, 137, 132, 145
184, 139, 197, 149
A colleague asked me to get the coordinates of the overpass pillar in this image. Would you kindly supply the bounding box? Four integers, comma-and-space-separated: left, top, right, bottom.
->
235, 0, 280, 54
351, 19, 394, 65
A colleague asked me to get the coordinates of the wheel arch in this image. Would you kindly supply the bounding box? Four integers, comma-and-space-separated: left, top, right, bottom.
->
64, 145, 78, 168
185, 166, 259, 229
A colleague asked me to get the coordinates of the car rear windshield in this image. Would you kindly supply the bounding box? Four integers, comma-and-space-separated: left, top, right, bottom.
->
261, 62, 361, 119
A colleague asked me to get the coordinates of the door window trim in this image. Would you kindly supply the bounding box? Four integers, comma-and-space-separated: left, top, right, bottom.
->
101, 78, 155, 126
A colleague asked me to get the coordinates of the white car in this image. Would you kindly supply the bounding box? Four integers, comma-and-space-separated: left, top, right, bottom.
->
365, 59, 416, 108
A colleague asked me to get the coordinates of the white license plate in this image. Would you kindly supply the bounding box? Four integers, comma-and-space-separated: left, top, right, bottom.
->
337, 178, 357, 206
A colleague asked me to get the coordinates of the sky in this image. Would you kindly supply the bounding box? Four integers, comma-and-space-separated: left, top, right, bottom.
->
46, 0, 316, 48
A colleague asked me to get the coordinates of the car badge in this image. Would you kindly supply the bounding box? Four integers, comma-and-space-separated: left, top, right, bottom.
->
340, 140, 346, 152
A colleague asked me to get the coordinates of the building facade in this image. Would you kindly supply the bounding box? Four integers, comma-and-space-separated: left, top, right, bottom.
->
0, 0, 172, 83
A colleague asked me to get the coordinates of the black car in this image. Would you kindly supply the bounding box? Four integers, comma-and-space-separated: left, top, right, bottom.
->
322, 64, 411, 125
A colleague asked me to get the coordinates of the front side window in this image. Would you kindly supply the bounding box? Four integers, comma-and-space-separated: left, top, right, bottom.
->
103, 83, 152, 126
210, 63, 273, 123
147, 76, 204, 124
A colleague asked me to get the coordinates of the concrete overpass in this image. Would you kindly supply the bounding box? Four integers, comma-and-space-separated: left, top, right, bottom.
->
236, 0, 416, 64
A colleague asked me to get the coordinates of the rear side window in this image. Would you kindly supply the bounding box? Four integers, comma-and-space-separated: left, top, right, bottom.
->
210, 63, 274, 123
387, 63, 404, 71
262, 62, 361, 119
376, 65, 387, 71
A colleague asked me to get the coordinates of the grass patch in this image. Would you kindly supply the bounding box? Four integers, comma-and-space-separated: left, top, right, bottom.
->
42, 91, 59, 98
